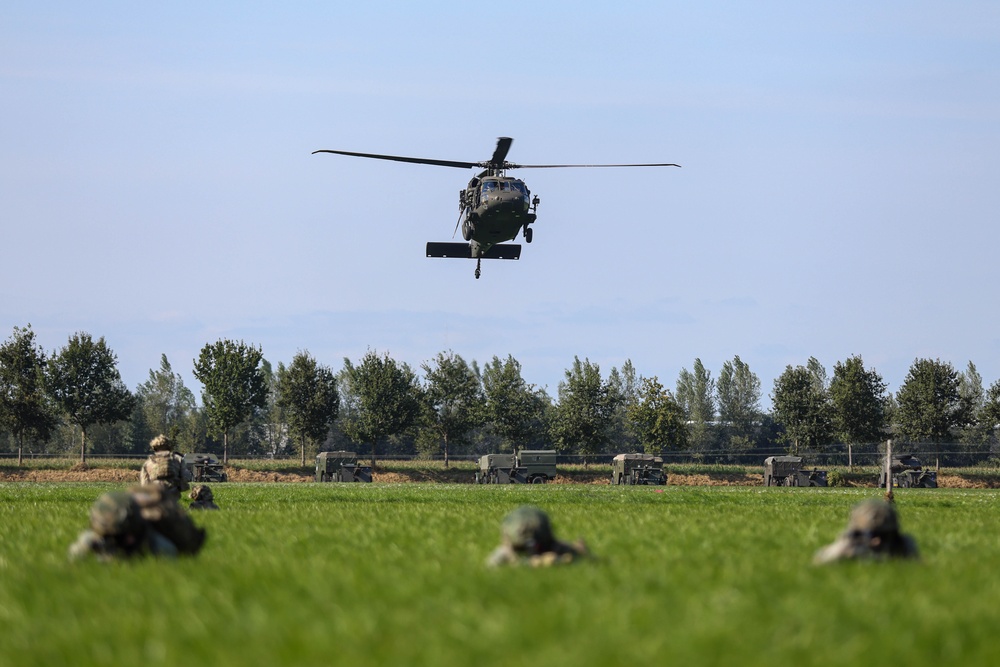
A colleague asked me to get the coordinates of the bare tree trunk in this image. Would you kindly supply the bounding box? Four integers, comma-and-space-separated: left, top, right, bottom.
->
17, 432, 23, 466
223, 431, 229, 465
301, 439, 306, 467
444, 434, 449, 469
80, 427, 87, 464
371, 439, 377, 471
847, 443, 853, 470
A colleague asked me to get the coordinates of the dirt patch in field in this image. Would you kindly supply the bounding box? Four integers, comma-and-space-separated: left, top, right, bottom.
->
936, 475, 1000, 489
4, 465, 999, 488
0, 468, 139, 483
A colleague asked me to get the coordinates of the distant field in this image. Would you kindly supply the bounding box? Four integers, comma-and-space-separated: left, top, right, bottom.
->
4, 457, 1000, 487
2, 483, 1000, 666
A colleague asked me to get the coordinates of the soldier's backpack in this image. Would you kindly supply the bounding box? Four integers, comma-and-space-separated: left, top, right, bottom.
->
146, 452, 183, 487
130, 485, 206, 555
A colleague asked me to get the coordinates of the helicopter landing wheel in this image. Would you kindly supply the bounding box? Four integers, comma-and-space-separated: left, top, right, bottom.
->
524, 226, 533, 243
475, 258, 481, 279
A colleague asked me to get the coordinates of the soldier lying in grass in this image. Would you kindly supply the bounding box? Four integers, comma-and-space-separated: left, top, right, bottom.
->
189, 484, 220, 510
487, 505, 590, 567
69, 485, 206, 562
813, 499, 918, 564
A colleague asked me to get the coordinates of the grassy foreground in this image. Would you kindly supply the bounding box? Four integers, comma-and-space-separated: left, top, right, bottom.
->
2, 483, 1000, 666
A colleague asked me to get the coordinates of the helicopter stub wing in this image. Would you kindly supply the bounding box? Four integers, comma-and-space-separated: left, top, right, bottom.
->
426, 242, 521, 260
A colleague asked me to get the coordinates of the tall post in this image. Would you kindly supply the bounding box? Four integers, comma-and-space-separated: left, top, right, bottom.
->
884, 438, 894, 503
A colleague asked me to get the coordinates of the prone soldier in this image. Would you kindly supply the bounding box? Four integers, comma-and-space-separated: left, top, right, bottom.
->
486, 505, 590, 567
189, 484, 220, 510
139, 434, 192, 499
69, 485, 206, 562
813, 499, 919, 564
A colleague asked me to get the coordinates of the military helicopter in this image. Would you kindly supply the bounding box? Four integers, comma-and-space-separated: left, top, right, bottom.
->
313, 137, 679, 279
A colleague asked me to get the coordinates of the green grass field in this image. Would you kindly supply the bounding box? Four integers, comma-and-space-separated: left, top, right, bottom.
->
2, 482, 999, 666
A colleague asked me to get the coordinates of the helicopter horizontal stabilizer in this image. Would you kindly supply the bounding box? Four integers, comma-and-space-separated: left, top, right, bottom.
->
425, 243, 521, 260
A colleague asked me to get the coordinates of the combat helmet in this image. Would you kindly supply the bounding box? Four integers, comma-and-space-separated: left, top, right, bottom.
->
190, 484, 213, 501
501, 505, 555, 554
149, 434, 173, 451
90, 491, 145, 538
847, 499, 899, 535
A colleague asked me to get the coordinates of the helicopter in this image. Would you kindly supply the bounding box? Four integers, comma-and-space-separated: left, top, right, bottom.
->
313, 137, 679, 279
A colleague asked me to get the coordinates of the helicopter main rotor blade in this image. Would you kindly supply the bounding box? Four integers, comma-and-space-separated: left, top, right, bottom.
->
507, 162, 681, 169
312, 149, 478, 170
490, 137, 513, 167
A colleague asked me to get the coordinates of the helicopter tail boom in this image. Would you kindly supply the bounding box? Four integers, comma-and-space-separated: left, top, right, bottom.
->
425, 242, 521, 260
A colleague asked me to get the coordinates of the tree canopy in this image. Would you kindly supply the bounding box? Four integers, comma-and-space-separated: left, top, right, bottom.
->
193, 339, 268, 463
47, 332, 134, 463
771, 363, 833, 455
419, 351, 484, 467
895, 358, 965, 444
276, 351, 339, 465
0, 325, 59, 464
340, 350, 421, 468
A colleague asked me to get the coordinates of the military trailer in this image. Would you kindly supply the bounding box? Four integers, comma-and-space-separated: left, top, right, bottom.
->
476, 449, 557, 484
763, 456, 828, 487
878, 454, 937, 488
316, 451, 373, 483
182, 453, 228, 483
611, 453, 667, 485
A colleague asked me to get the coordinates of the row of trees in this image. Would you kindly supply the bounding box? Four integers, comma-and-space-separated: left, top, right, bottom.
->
2, 324, 1000, 465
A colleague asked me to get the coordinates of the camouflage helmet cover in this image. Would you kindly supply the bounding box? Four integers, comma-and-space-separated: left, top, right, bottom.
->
90, 491, 145, 537
848, 499, 899, 534
501, 505, 555, 553
149, 434, 173, 451
190, 484, 213, 501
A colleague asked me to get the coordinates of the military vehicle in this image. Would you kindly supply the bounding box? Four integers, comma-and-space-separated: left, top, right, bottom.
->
314, 137, 680, 278
763, 456, 828, 487
877, 454, 937, 488
476, 449, 557, 484
611, 453, 667, 485
316, 451, 373, 483
182, 453, 227, 483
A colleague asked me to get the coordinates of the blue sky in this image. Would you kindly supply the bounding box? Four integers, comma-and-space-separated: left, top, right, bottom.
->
2, 1, 998, 402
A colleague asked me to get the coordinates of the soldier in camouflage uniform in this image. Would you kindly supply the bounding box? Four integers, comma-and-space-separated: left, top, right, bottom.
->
68, 485, 207, 562
486, 505, 590, 567
139, 434, 192, 499
189, 484, 220, 510
813, 499, 919, 564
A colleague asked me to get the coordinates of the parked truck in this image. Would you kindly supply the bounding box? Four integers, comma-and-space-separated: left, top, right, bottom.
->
611, 453, 667, 485
182, 453, 228, 483
877, 454, 937, 488
763, 456, 827, 487
316, 451, 373, 483
476, 449, 557, 484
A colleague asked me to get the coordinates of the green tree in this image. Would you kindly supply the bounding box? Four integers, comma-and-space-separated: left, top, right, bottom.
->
626, 376, 688, 453
193, 339, 268, 464
957, 361, 989, 446
134, 354, 198, 451
982, 380, 1000, 443
829, 355, 887, 466
340, 350, 421, 469
606, 360, 640, 452
895, 358, 964, 446
0, 325, 60, 465
480, 355, 547, 453
676, 359, 716, 453
550, 357, 616, 459
715, 355, 762, 452
47, 332, 134, 463
276, 351, 339, 466
419, 351, 484, 467
771, 364, 833, 455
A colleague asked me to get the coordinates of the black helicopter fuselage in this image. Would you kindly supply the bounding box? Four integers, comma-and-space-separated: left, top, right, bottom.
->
460, 175, 536, 257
